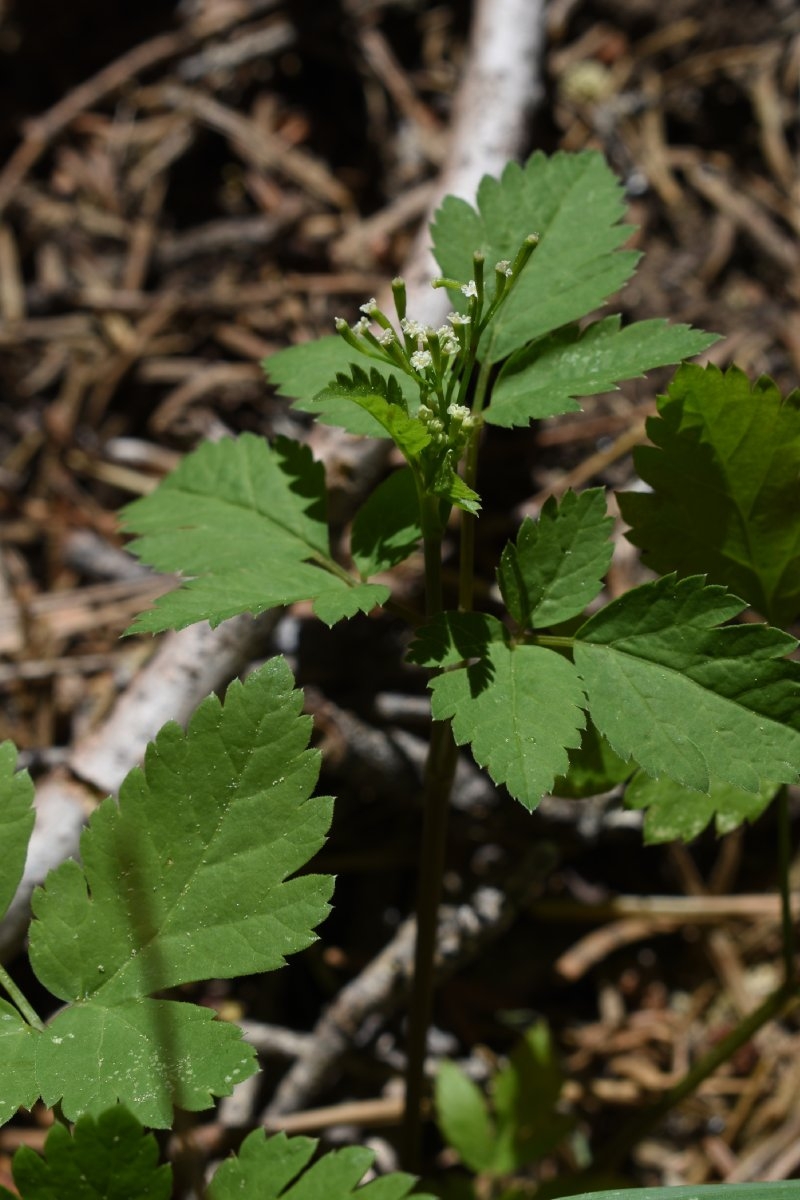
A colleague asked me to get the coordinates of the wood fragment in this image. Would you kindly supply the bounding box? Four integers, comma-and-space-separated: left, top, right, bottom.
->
0, 30, 193, 218
154, 84, 353, 209
0, 223, 26, 322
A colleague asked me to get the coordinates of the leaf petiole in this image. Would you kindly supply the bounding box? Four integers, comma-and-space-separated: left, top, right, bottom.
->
0, 964, 44, 1032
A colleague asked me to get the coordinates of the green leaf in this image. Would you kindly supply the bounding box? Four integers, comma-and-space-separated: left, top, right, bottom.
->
264, 336, 417, 437
619, 364, 800, 626
351, 468, 422, 578
624, 771, 776, 844
121, 434, 359, 634
424, 630, 587, 810
435, 1061, 497, 1175
407, 612, 507, 669
497, 490, 613, 628
313, 367, 428, 457
0, 999, 39, 1125
27, 658, 334, 1125
491, 1022, 573, 1173
574, 575, 800, 794
487, 317, 718, 427
431, 151, 639, 364
208, 1130, 434, 1200
426, 453, 481, 515
312, 581, 389, 626
37, 1001, 252, 1128
0, 741, 35, 922
3, 1107, 171, 1200
557, 1185, 800, 1200
552, 721, 633, 798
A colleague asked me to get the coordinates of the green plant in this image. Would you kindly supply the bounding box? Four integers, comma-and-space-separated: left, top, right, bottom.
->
1, 149, 799, 1197
434, 1021, 574, 1195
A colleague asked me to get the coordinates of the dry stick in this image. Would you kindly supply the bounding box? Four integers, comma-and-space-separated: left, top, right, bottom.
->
0, 0, 286, 218
593, 981, 798, 1174
0, 30, 193, 219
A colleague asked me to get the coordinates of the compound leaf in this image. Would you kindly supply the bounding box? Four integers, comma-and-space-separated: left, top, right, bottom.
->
27, 658, 334, 1125
624, 772, 776, 844
0, 741, 34, 923
619, 364, 800, 626
488, 317, 718, 427
497, 489, 613, 628
574, 575, 800, 794
121, 434, 367, 634
208, 1130, 434, 1200
421, 627, 587, 810
431, 151, 639, 364
351, 468, 422, 579
2, 1107, 170, 1200
264, 336, 417, 438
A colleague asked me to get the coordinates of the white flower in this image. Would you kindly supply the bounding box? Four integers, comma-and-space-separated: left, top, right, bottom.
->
352, 316, 371, 335
447, 404, 470, 422
401, 318, 429, 342
461, 280, 478, 299
377, 328, 396, 346
448, 312, 471, 326
495, 259, 512, 277
439, 334, 459, 356
410, 350, 433, 371
360, 297, 378, 315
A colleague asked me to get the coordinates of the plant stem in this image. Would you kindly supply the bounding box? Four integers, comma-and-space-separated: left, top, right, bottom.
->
0, 964, 45, 1031
403, 495, 458, 1170
594, 980, 797, 1172
403, 717, 458, 1170
776, 785, 797, 986
420, 498, 444, 621
457, 358, 491, 614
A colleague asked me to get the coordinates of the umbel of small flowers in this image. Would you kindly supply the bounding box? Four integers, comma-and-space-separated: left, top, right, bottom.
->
333, 233, 540, 454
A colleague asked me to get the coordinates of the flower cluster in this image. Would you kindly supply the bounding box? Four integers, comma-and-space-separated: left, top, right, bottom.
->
332, 234, 540, 460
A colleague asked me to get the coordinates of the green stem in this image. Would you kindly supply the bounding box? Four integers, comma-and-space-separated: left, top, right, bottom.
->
457, 359, 491, 614
528, 634, 575, 650
420, 496, 444, 620
594, 980, 796, 1172
776, 785, 796, 986
402, 717, 458, 1170
0, 964, 45, 1031
403, 492, 458, 1170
